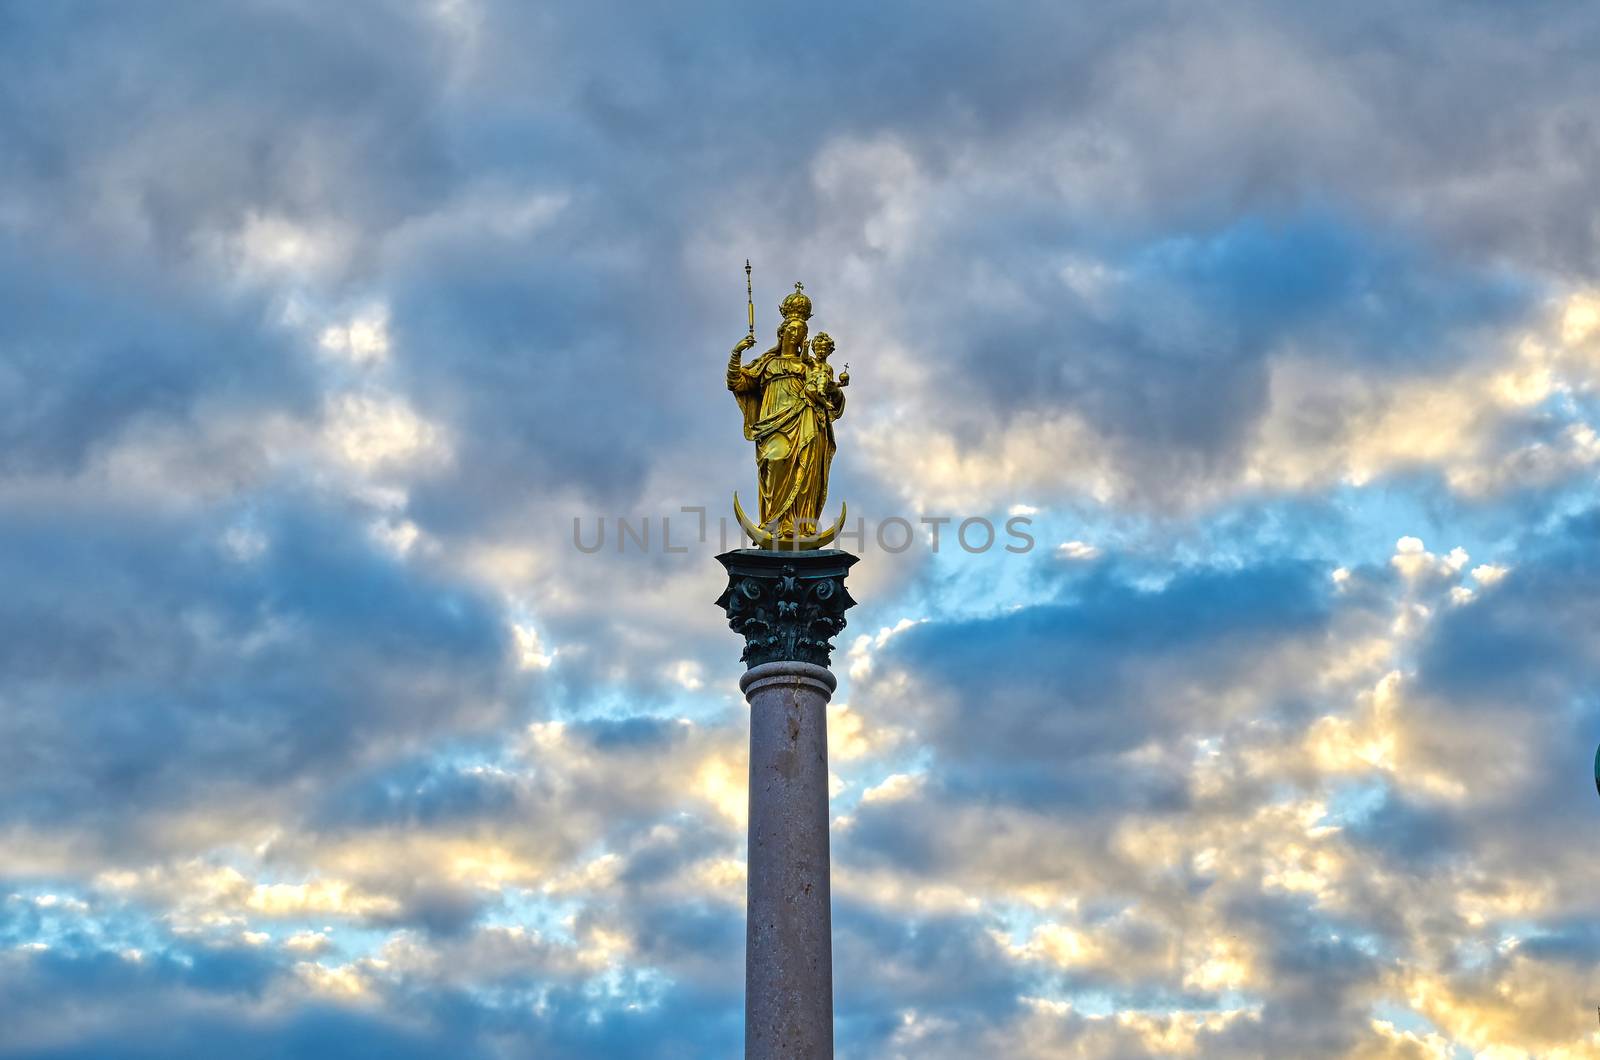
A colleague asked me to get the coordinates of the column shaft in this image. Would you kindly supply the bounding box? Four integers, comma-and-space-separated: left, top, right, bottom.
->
742, 661, 835, 1059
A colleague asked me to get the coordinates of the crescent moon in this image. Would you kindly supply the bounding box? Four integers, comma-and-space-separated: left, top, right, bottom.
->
732, 491, 775, 549
807, 500, 847, 549
733, 492, 847, 551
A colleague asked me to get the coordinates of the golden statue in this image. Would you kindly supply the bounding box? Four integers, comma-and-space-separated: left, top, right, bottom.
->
727, 279, 849, 549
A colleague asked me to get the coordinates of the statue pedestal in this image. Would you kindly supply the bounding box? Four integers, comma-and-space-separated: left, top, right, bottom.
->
716, 549, 858, 1059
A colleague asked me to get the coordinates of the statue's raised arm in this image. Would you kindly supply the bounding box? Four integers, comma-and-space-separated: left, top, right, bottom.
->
727, 334, 759, 396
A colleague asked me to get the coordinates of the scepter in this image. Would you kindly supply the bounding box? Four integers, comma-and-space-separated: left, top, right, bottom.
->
745, 259, 755, 339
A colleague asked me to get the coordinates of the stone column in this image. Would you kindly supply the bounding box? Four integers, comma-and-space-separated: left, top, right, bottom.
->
716, 548, 858, 1060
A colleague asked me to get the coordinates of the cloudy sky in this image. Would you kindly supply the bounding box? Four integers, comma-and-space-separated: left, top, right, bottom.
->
4, 2, 1600, 1056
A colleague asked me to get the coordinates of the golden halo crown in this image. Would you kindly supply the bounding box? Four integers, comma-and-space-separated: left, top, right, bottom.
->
779, 281, 812, 322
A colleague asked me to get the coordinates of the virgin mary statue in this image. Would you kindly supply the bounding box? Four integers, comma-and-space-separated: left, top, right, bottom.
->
726, 284, 846, 542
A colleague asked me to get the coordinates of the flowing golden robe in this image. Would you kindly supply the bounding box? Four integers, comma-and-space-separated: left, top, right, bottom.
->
728, 350, 843, 536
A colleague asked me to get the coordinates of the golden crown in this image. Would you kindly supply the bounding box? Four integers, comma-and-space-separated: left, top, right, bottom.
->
779, 281, 812, 322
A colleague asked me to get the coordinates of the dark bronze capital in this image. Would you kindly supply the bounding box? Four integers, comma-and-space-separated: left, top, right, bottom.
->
714, 549, 858, 669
